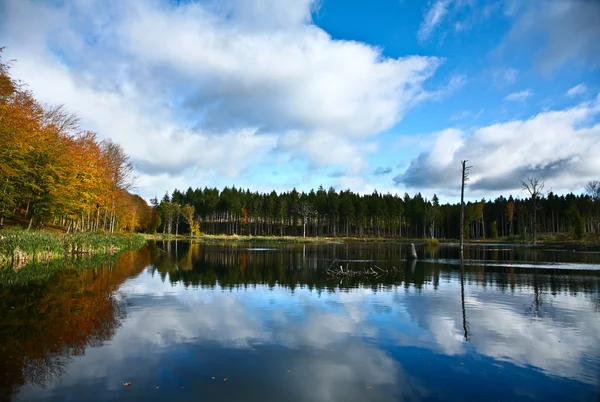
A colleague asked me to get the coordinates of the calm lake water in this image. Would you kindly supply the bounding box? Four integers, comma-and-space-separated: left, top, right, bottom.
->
1, 241, 599, 401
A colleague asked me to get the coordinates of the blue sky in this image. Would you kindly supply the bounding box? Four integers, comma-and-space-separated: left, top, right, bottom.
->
1, 0, 599, 202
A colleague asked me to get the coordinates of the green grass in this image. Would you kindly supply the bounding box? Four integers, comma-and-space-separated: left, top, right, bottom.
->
0, 229, 146, 269
424, 238, 441, 247
146, 233, 456, 244
144, 231, 599, 249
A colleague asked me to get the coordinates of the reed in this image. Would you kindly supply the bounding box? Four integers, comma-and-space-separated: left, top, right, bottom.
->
424, 238, 441, 247
0, 229, 146, 270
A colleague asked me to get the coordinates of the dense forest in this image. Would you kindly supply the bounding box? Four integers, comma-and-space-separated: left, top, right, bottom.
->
154, 180, 600, 241
0, 51, 158, 233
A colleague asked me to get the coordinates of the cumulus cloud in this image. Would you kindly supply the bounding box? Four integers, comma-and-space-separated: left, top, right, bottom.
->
0, 0, 446, 198
566, 84, 588, 97
504, 89, 533, 102
394, 96, 600, 196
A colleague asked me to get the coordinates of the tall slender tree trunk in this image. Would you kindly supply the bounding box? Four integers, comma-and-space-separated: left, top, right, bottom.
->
460, 160, 469, 256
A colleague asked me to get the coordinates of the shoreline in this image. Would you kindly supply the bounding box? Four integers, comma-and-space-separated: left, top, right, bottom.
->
143, 233, 600, 250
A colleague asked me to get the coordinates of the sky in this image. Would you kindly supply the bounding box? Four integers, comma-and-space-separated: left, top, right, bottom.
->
1, 0, 599, 202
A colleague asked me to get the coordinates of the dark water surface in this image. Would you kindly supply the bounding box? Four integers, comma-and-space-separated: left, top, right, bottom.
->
1, 242, 599, 401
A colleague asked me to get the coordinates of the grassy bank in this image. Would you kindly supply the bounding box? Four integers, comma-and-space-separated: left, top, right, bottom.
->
143, 232, 599, 249
144, 233, 451, 244
0, 229, 146, 270
144, 233, 420, 243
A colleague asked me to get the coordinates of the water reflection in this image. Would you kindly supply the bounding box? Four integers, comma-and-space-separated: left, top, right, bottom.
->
4, 241, 600, 401
0, 246, 158, 400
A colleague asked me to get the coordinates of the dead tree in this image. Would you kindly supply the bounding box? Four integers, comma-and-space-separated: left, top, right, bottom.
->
585, 180, 600, 237
460, 161, 471, 256
520, 177, 546, 244
295, 201, 315, 238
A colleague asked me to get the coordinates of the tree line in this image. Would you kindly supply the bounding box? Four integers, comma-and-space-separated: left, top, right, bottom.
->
154, 179, 600, 241
0, 50, 158, 233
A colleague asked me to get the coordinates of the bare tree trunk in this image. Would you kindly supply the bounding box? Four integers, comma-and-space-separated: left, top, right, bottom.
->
460, 160, 470, 255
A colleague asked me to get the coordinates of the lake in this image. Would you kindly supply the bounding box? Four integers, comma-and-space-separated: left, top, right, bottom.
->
1, 241, 599, 401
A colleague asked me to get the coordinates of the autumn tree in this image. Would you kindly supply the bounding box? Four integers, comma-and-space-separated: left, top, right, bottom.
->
0, 51, 149, 233
182, 204, 200, 236
100, 139, 134, 233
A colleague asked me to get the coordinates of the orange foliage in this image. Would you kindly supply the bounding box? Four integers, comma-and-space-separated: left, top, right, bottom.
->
0, 50, 154, 232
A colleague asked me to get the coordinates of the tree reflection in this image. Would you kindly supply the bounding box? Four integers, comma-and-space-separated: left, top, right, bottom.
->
2, 242, 599, 401
460, 259, 470, 342
0, 246, 158, 400
149, 242, 600, 298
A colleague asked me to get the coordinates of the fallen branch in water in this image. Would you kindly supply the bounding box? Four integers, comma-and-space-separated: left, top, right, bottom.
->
325, 265, 401, 279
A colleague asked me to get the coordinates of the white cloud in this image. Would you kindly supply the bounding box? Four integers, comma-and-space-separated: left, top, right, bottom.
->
395, 96, 600, 197
418, 0, 451, 42
0, 0, 445, 198
420, 0, 494, 41
566, 83, 588, 97
504, 89, 533, 102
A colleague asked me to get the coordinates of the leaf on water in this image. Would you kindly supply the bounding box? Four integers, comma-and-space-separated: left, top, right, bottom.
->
367, 386, 373, 390
287, 370, 291, 373
122, 382, 131, 387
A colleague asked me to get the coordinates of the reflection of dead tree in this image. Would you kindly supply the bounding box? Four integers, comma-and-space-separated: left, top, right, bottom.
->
460, 260, 470, 342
